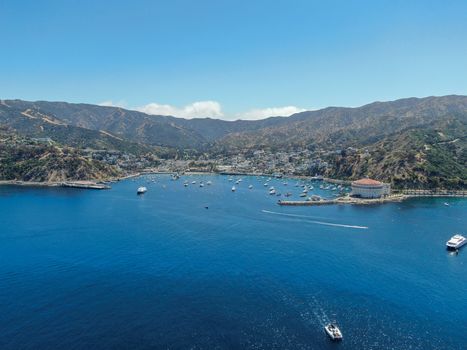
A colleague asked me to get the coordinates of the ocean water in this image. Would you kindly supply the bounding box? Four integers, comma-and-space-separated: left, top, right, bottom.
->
0, 174, 465, 350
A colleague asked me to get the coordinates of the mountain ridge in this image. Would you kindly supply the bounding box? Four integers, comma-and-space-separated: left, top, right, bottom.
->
1, 95, 466, 187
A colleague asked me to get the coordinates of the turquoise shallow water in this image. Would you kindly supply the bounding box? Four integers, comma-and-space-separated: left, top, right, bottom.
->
0, 174, 466, 349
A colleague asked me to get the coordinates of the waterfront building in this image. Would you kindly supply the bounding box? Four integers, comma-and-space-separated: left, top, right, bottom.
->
351, 178, 390, 198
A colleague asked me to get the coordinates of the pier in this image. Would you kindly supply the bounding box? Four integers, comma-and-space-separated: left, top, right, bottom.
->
61, 181, 110, 190
278, 195, 407, 206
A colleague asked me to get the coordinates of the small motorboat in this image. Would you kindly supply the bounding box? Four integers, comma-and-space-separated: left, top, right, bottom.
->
269, 189, 276, 195
206, 181, 212, 185
191, 180, 196, 184
231, 186, 236, 192
324, 323, 342, 341
200, 183, 204, 187
137, 186, 147, 195
248, 185, 253, 189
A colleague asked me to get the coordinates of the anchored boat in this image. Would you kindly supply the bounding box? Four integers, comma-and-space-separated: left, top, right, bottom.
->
137, 186, 147, 195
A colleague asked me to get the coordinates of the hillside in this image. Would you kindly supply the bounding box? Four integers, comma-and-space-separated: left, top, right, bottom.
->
213, 95, 467, 152
1, 95, 466, 187
318, 119, 466, 188
0, 102, 156, 155
0, 127, 122, 182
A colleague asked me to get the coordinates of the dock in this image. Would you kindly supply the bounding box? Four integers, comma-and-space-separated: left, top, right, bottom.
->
61, 181, 110, 190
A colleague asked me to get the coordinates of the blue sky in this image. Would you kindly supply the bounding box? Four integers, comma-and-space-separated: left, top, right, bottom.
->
1, 0, 466, 119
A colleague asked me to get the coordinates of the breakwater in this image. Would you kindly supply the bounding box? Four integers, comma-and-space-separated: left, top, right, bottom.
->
278, 194, 407, 206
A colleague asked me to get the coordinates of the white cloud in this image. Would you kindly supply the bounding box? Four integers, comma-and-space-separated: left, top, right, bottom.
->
130, 100, 308, 120
236, 106, 306, 120
98, 100, 127, 108
136, 101, 223, 119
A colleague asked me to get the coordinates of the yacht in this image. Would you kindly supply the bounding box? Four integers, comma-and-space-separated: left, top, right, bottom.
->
446, 234, 466, 251
231, 186, 236, 192
324, 323, 343, 341
137, 186, 147, 195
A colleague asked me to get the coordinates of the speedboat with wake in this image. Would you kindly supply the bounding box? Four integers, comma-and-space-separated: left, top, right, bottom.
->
324, 323, 343, 341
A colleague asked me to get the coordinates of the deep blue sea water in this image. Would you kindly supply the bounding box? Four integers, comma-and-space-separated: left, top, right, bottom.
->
0, 174, 465, 349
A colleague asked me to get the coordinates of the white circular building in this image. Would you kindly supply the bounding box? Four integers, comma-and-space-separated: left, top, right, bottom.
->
351, 178, 390, 198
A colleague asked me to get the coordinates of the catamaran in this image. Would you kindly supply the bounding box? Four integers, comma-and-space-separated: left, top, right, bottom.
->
324, 323, 343, 341
446, 234, 466, 251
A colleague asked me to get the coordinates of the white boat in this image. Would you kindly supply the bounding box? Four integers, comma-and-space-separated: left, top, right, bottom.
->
299, 193, 307, 197
200, 183, 204, 187
231, 186, 236, 192
235, 180, 240, 184
184, 183, 188, 187
248, 185, 253, 189
228, 178, 233, 182
446, 234, 466, 251
324, 323, 343, 341
137, 186, 147, 195
191, 181, 196, 184
207, 181, 212, 185
264, 183, 269, 187
269, 189, 276, 195
269, 186, 275, 191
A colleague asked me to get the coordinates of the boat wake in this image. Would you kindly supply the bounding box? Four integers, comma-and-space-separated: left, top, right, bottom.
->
279, 291, 332, 328
261, 210, 368, 230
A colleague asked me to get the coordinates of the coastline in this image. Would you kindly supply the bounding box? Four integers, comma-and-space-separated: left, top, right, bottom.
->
278, 194, 408, 206
0, 180, 110, 190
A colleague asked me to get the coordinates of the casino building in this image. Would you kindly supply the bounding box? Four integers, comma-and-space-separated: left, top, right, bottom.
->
351, 178, 390, 198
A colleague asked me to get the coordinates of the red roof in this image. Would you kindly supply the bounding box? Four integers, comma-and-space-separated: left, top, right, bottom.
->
352, 178, 382, 186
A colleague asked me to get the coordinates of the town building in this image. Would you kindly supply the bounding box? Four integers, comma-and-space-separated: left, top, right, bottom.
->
351, 178, 391, 198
